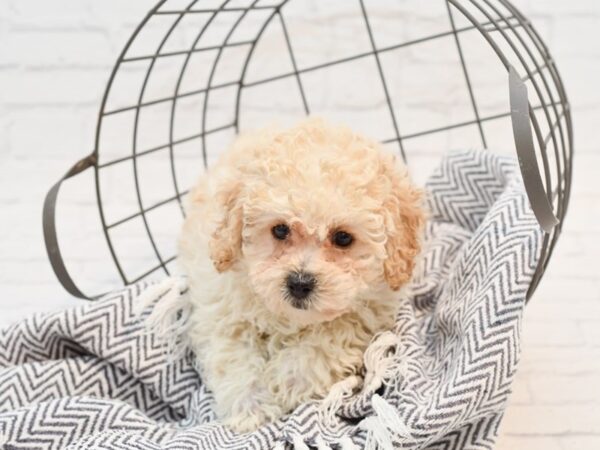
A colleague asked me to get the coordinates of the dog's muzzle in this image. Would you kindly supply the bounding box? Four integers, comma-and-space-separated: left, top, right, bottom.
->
285, 271, 316, 309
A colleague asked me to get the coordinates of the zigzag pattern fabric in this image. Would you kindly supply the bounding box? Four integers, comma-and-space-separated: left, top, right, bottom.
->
0, 150, 542, 449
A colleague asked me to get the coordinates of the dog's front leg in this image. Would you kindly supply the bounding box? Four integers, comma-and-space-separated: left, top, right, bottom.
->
202, 331, 283, 433
266, 338, 365, 414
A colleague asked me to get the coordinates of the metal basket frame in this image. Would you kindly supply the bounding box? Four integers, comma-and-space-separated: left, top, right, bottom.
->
43, 0, 573, 300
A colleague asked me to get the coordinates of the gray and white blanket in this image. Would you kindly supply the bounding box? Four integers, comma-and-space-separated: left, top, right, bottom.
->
0, 150, 542, 449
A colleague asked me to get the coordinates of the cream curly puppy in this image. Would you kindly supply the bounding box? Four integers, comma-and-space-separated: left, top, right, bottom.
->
178, 118, 424, 432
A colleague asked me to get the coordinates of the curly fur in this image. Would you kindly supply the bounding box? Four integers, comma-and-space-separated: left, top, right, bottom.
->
178, 118, 425, 432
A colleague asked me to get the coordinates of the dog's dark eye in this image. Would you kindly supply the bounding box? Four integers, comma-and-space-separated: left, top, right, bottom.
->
271, 224, 290, 240
332, 230, 353, 248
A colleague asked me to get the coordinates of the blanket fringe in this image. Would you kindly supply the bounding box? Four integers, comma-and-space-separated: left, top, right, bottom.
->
314, 436, 332, 450
338, 436, 359, 450
360, 394, 413, 450
371, 394, 412, 439
137, 277, 190, 360
318, 375, 362, 426
292, 435, 310, 450
361, 415, 394, 450
363, 331, 402, 392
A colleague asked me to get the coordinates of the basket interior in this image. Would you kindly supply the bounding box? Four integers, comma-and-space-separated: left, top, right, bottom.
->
58, 0, 571, 295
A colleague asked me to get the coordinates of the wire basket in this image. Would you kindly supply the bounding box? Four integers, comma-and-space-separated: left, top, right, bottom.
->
43, 0, 573, 300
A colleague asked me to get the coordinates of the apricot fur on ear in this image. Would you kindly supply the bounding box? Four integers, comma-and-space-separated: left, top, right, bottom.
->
381, 162, 425, 291
208, 180, 244, 272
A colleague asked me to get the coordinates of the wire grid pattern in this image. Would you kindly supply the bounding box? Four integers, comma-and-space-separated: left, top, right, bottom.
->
90, 0, 572, 299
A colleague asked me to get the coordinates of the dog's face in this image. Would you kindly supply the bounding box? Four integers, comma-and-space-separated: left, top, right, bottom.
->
239, 193, 397, 325
202, 121, 424, 325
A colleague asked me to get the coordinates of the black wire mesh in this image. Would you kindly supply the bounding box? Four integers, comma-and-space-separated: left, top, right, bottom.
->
52, 0, 573, 300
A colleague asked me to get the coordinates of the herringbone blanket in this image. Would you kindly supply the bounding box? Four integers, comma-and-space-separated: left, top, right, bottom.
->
0, 150, 542, 449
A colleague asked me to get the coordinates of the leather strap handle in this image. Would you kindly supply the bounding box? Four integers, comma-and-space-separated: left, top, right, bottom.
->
43, 153, 98, 299
509, 65, 559, 233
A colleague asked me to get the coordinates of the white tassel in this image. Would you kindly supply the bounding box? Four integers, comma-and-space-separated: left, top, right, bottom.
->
137, 277, 190, 359
360, 416, 394, 450
319, 375, 362, 425
272, 441, 286, 450
371, 394, 412, 439
292, 435, 309, 450
135, 278, 179, 313
360, 394, 412, 450
363, 331, 401, 392
314, 436, 332, 450
338, 436, 359, 450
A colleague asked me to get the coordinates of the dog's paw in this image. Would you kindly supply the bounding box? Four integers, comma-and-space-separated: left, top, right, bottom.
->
223, 404, 284, 433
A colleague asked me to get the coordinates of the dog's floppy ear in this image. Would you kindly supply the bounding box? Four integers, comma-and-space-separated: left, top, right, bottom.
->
209, 178, 244, 272
381, 159, 425, 291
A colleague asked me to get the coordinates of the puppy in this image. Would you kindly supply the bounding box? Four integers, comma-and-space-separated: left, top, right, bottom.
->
178, 118, 424, 432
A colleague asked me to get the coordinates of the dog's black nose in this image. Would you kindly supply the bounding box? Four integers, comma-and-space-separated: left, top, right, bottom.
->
285, 271, 316, 306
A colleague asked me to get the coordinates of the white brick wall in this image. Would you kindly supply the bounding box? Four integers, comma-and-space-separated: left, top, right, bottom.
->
0, 1, 598, 447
